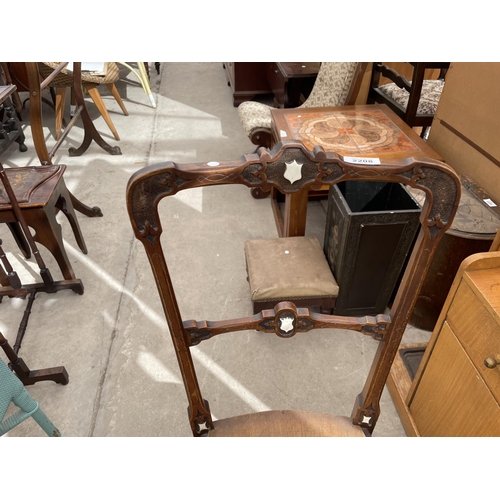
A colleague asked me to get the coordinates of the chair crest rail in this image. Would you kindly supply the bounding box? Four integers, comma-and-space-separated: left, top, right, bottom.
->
128, 140, 460, 247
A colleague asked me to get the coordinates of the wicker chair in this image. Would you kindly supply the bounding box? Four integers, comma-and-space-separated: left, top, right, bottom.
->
37, 62, 128, 141
237, 62, 367, 149
0, 356, 61, 436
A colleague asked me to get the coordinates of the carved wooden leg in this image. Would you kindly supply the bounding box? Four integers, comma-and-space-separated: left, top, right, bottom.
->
69, 192, 103, 218
23, 206, 76, 281
67, 68, 121, 157
55, 186, 88, 254
249, 128, 272, 149
7, 222, 31, 258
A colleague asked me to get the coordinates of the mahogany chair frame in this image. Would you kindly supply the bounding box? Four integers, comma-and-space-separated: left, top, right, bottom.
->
126, 141, 461, 437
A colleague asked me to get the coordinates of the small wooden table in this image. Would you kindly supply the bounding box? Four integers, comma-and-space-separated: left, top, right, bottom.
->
266, 62, 320, 108
270, 103, 443, 237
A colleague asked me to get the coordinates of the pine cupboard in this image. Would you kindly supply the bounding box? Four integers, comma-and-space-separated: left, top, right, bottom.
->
389, 252, 500, 436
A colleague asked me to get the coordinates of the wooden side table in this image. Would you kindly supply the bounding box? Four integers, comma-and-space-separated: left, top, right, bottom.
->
270, 103, 443, 237
266, 62, 320, 108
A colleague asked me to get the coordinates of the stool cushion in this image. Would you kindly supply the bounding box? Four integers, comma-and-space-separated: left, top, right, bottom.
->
378, 79, 445, 115
244, 236, 339, 302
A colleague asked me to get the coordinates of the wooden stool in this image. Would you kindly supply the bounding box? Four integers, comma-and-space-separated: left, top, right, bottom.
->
244, 236, 339, 314
0, 165, 86, 281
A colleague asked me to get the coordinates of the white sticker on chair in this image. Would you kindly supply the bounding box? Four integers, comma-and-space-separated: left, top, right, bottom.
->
484, 198, 497, 207
343, 156, 381, 165
280, 130, 287, 138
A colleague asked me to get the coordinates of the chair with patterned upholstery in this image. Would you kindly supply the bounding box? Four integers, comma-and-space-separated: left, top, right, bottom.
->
238, 62, 368, 150
37, 62, 128, 141
0, 355, 61, 436
368, 62, 449, 136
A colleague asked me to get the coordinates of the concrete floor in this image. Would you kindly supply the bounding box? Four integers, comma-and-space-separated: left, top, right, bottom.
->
0, 62, 433, 437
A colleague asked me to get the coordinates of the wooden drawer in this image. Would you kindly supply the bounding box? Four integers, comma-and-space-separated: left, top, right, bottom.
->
410, 321, 500, 436
447, 278, 500, 401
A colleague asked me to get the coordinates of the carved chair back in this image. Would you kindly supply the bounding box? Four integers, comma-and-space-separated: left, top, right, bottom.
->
368, 62, 450, 130
126, 141, 460, 437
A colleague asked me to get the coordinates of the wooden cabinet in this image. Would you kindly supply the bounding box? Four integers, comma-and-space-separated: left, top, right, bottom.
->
388, 252, 500, 436
223, 63, 271, 107
265, 62, 320, 108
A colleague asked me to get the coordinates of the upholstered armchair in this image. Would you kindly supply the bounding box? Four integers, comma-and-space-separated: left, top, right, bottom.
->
238, 62, 367, 149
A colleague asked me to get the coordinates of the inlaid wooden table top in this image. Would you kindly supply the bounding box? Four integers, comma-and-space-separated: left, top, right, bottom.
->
271, 103, 443, 161
269, 104, 443, 237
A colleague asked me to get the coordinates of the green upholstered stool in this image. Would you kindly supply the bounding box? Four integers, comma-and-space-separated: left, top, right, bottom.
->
244, 236, 339, 314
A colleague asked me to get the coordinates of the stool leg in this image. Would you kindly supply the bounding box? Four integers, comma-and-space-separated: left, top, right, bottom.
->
23, 206, 76, 281
7, 221, 31, 258
56, 186, 88, 255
